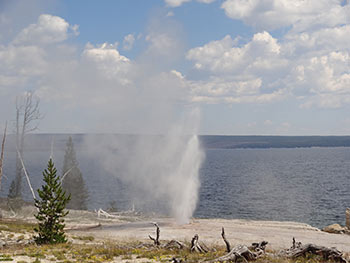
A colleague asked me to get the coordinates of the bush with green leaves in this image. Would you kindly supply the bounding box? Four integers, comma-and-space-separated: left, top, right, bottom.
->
34, 158, 71, 244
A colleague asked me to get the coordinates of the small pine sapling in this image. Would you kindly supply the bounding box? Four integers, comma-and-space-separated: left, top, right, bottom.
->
34, 158, 71, 244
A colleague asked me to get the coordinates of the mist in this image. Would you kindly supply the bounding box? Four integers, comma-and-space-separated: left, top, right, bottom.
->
0, 3, 206, 223
79, 17, 205, 223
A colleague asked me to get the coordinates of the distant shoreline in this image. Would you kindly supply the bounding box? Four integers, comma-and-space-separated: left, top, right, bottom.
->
2, 133, 350, 151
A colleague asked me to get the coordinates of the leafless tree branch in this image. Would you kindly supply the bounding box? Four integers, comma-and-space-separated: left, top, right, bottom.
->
0, 122, 7, 190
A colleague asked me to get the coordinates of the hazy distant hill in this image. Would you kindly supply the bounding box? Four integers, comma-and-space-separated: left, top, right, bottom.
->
200, 135, 350, 149
3, 134, 350, 151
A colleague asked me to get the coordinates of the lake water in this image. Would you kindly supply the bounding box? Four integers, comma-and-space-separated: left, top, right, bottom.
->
2, 145, 350, 228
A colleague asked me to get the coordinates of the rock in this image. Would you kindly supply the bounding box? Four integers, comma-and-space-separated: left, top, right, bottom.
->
322, 224, 346, 234
346, 208, 350, 230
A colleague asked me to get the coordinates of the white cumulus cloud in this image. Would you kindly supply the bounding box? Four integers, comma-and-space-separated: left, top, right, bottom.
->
221, 0, 350, 32
13, 14, 78, 45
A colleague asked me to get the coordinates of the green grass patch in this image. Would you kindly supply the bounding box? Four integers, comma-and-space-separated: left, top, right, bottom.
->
0, 219, 35, 233
71, 235, 95, 242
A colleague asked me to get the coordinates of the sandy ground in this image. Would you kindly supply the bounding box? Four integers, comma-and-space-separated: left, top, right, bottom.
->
69, 216, 350, 252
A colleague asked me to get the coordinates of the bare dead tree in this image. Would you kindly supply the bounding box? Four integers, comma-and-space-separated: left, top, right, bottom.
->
0, 122, 7, 190
149, 223, 160, 246
9, 92, 42, 199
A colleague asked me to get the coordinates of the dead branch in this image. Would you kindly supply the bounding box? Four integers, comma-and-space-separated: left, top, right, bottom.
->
146, 223, 185, 249
250, 240, 268, 256
61, 165, 75, 182
96, 208, 120, 219
164, 240, 185, 250
205, 244, 258, 263
221, 227, 231, 252
0, 122, 7, 190
280, 238, 348, 263
190, 234, 208, 253
149, 223, 160, 246
16, 147, 36, 200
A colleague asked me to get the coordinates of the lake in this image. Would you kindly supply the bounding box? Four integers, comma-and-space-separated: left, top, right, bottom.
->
1, 135, 350, 228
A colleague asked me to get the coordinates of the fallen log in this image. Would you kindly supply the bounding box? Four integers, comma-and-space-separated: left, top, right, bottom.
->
280, 238, 348, 263
205, 244, 258, 263
205, 228, 267, 262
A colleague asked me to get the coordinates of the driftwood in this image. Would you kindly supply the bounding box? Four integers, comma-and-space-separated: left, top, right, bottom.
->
0, 122, 7, 190
205, 244, 259, 263
147, 223, 185, 250
96, 208, 120, 219
250, 240, 268, 255
190, 234, 209, 253
204, 228, 267, 263
280, 238, 348, 263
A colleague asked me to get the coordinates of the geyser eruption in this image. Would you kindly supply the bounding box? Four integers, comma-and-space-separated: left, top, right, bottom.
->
80, 15, 205, 224
84, 116, 204, 224
170, 135, 203, 224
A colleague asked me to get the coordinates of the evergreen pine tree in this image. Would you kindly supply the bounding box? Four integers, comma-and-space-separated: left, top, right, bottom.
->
62, 136, 88, 210
34, 158, 70, 244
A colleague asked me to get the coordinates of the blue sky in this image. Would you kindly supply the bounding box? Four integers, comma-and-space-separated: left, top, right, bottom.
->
0, 0, 350, 135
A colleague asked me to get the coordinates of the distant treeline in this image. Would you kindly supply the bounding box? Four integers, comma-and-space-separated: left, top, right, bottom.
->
200, 135, 350, 149
2, 134, 350, 151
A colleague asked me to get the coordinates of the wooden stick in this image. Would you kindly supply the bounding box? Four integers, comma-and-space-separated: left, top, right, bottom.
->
16, 147, 36, 200
221, 227, 231, 252
0, 122, 7, 190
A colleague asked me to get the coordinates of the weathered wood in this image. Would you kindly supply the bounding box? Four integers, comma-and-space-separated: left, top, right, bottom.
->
250, 240, 268, 256
346, 208, 350, 230
0, 122, 7, 190
149, 223, 160, 246
16, 147, 36, 200
205, 244, 257, 263
190, 234, 208, 253
164, 240, 185, 250
280, 238, 348, 263
221, 227, 231, 253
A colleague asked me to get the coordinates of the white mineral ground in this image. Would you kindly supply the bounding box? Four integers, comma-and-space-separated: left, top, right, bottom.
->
4, 204, 350, 252
64, 212, 350, 252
